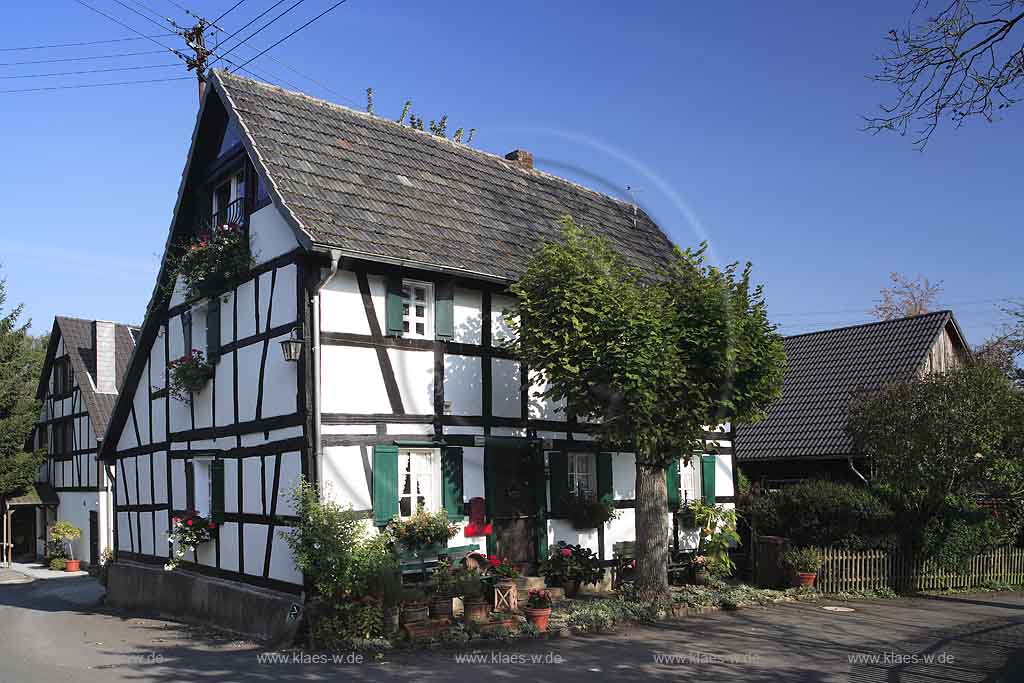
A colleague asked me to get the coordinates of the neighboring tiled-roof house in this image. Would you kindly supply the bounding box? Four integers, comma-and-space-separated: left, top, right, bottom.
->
11, 317, 139, 565
735, 310, 968, 485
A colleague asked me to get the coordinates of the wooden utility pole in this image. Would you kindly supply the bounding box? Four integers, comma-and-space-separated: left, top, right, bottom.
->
182, 20, 211, 104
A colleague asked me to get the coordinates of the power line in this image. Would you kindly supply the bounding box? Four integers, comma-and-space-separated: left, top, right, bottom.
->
0, 50, 166, 67
109, 0, 177, 33
0, 63, 179, 80
0, 76, 190, 95
209, 0, 306, 67
212, 0, 250, 25
72, 0, 188, 63
230, 0, 350, 74
0, 35, 175, 52
205, 0, 290, 66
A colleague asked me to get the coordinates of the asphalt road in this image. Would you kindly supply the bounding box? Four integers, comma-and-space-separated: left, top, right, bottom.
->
1, 574, 1022, 682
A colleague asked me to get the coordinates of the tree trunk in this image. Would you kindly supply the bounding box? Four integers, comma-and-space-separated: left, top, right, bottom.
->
634, 461, 670, 598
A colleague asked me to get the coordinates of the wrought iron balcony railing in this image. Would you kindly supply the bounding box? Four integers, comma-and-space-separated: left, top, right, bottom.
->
199, 197, 247, 233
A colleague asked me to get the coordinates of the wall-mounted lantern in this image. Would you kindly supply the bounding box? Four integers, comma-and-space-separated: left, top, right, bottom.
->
279, 328, 304, 363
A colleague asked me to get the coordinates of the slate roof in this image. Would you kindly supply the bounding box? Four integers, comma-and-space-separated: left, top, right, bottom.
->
44, 317, 139, 439
210, 70, 676, 280
735, 311, 965, 462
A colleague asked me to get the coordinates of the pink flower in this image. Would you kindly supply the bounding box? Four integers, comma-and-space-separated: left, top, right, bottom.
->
560, 548, 572, 557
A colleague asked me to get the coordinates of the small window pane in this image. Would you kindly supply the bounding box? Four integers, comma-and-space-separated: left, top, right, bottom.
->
416, 323, 424, 335
404, 321, 410, 332
415, 288, 425, 302
403, 303, 410, 315
400, 497, 411, 517
415, 305, 424, 317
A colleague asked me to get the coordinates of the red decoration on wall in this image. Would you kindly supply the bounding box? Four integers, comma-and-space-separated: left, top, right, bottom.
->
464, 497, 491, 537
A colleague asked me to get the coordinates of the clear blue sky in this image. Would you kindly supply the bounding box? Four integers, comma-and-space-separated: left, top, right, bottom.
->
0, 1, 1019, 345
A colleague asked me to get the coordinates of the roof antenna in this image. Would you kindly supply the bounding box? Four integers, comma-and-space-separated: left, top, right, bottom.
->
626, 185, 642, 229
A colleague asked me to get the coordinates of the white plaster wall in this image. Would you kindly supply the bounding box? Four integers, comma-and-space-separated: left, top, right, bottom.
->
462, 446, 484, 501
276, 452, 303, 516
267, 534, 302, 583
527, 370, 566, 421
321, 346, 390, 414
243, 524, 269, 576
444, 354, 482, 415
54, 491, 101, 562
453, 288, 482, 344
491, 358, 521, 419
322, 445, 372, 509
714, 453, 734, 498
385, 423, 433, 435
490, 294, 517, 345
235, 278, 258, 340
218, 522, 239, 572
388, 348, 433, 415
320, 270, 369, 334
249, 203, 300, 265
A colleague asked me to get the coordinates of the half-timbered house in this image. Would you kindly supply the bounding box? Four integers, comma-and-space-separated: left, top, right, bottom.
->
100, 71, 736, 638
16, 316, 138, 565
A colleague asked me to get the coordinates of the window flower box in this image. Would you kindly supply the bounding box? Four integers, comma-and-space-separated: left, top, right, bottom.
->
167, 349, 214, 402
164, 512, 217, 570
171, 223, 253, 301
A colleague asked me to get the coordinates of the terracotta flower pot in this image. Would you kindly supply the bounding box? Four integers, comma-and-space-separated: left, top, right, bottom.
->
429, 595, 453, 620
524, 606, 552, 632
400, 602, 429, 625
796, 572, 817, 588
64, 560, 81, 572
463, 596, 490, 624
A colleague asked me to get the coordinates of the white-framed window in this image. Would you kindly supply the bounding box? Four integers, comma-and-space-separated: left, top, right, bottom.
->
681, 455, 702, 503
399, 448, 442, 517
401, 280, 433, 339
568, 453, 597, 498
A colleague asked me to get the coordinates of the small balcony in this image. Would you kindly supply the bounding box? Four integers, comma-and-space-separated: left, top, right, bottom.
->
199, 197, 247, 234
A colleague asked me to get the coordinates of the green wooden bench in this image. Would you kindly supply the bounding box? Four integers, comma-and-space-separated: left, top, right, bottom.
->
612, 541, 691, 587
398, 543, 481, 582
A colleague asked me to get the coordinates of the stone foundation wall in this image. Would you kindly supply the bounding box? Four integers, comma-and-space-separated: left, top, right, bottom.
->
106, 560, 304, 643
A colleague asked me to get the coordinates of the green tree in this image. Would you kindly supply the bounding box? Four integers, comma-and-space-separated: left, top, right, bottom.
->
508, 219, 785, 595
0, 272, 45, 499
848, 360, 1024, 566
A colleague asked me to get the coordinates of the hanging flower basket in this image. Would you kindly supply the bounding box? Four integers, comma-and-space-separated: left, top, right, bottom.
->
167, 349, 214, 402
171, 224, 253, 301
164, 512, 217, 570
564, 493, 619, 530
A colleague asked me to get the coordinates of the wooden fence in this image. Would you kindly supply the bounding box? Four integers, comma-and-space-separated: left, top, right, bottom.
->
816, 546, 1024, 593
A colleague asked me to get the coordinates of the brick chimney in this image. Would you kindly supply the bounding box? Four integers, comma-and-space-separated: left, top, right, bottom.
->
93, 321, 117, 394
505, 149, 534, 170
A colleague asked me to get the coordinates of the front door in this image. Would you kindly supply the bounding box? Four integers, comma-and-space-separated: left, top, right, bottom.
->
89, 511, 99, 567
11, 508, 36, 560
486, 439, 543, 568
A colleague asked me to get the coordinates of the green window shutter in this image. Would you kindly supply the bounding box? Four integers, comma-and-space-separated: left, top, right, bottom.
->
667, 458, 681, 509
206, 298, 221, 364
373, 444, 400, 525
548, 451, 569, 516
597, 452, 614, 500
211, 459, 225, 523
701, 455, 717, 505
385, 275, 404, 337
441, 446, 464, 519
435, 279, 455, 340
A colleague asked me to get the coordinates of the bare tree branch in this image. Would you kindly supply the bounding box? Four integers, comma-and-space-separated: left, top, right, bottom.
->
865, 0, 1024, 149
872, 272, 943, 320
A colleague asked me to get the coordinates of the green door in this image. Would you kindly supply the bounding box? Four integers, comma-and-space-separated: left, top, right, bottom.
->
486, 439, 542, 566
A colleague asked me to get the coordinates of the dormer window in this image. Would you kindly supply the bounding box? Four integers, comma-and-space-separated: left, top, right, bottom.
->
213, 171, 245, 227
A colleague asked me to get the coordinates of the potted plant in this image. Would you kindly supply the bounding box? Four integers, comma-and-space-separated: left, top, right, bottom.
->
458, 567, 489, 624
524, 589, 553, 631
692, 555, 710, 585
564, 492, 620, 530
429, 558, 457, 620
170, 223, 253, 301
399, 587, 429, 625
49, 521, 82, 572
167, 349, 214, 402
692, 500, 741, 579
487, 555, 520, 609
387, 508, 459, 556
538, 542, 603, 598
782, 547, 821, 588
164, 512, 217, 570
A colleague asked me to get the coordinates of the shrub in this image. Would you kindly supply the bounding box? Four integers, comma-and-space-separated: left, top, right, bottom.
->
917, 496, 1003, 571
310, 601, 385, 649
751, 479, 896, 549
538, 542, 603, 585
49, 557, 67, 571
49, 521, 81, 560
170, 224, 253, 300
781, 547, 821, 573
282, 481, 397, 600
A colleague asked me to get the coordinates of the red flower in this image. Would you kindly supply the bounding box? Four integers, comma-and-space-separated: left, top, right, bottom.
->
482, 523, 493, 535
488, 556, 500, 567
207, 523, 215, 529
186, 519, 193, 526
171, 517, 180, 525
560, 547, 572, 557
